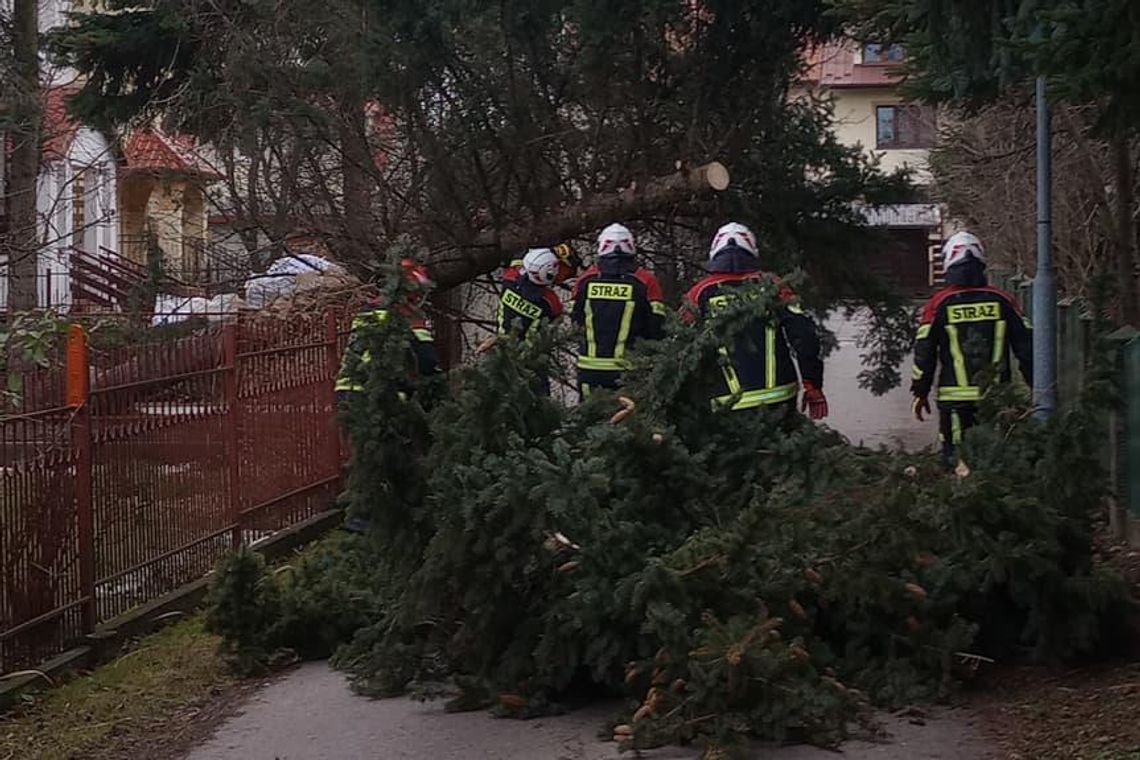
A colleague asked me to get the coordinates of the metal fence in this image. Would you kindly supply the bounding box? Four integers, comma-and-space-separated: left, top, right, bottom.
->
0, 311, 345, 673
989, 271, 1140, 531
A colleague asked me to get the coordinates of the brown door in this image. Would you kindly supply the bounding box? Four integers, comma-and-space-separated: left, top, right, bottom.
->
867, 228, 931, 294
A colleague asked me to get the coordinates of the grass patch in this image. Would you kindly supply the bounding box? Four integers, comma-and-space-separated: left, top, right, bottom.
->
0, 616, 234, 760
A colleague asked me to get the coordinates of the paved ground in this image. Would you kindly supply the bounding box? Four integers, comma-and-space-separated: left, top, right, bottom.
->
823, 311, 934, 452
186, 663, 993, 760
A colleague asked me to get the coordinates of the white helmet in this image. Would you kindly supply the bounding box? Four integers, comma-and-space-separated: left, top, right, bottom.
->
942, 231, 985, 270
709, 222, 758, 260
521, 247, 560, 286
597, 223, 636, 257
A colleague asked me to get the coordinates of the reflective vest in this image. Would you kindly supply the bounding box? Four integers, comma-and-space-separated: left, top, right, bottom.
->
681, 271, 823, 411
570, 261, 665, 375
335, 305, 438, 393
497, 277, 563, 337
911, 285, 1033, 403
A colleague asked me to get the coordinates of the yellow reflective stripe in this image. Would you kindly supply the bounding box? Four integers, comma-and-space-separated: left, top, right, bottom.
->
412, 328, 434, 343
577, 355, 631, 371
992, 320, 1007, 366
712, 383, 798, 411
912, 365, 924, 380
951, 411, 963, 444
335, 380, 363, 392
945, 325, 969, 387
497, 295, 507, 334
765, 326, 777, 389
614, 301, 636, 359
651, 300, 666, 317
936, 386, 982, 402
916, 323, 931, 340
718, 347, 741, 394
585, 301, 597, 357
580, 383, 592, 398
351, 309, 390, 330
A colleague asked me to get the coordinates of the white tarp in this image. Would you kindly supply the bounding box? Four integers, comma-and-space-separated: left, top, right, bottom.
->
152, 292, 244, 326
243, 254, 347, 309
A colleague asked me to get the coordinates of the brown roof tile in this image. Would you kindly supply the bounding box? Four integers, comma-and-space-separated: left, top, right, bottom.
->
802, 39, 903, 89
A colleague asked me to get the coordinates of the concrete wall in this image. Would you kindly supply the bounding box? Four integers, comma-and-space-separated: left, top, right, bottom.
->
829, 88, 932, 182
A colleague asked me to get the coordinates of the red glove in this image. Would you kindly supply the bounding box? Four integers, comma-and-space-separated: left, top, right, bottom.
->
912, 395, 931, 422
801, 381, 828, 420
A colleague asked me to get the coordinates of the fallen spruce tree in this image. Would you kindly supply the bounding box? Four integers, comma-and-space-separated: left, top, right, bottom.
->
206, 279, 1132, 757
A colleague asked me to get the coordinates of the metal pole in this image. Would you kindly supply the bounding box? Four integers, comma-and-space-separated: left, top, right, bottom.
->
1033, 75, 1057, 419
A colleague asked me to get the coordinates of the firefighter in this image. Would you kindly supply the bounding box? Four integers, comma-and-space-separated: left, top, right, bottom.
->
911, 231, 1033, 467
335, 258, 439, 534
497, 247, 565, 396
681, 222, 827, 419
335, 257, 440, 401
498, 247, 565, 336
571, 223, 666, 396
504, 243, 579, 287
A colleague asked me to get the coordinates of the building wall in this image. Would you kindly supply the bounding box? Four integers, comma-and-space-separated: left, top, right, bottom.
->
829, 87, 932, 182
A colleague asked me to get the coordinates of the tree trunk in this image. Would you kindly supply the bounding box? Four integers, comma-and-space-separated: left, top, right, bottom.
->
430, 161, 730, 289
4, 0, 41, 311
335, 0, 374, 265
338, 91, 373, 263
1113, 132, 1139, 325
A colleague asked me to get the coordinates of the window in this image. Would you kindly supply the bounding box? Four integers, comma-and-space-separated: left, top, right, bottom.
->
862, 43, 905, 64
876, 105, 935, 149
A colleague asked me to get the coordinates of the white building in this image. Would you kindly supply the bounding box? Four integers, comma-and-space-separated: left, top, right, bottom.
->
0, 84, 119, 310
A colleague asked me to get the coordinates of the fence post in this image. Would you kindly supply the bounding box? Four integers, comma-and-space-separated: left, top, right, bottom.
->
66, 324, 96, 632
223, 324, 241, 549
325, 310, 343, 473
1125, 340, 1140, 544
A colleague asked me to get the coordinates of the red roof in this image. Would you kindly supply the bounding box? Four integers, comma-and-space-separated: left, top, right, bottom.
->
41, 84, 84, 160
123, 128, 221, 179
802, 40, 904, 89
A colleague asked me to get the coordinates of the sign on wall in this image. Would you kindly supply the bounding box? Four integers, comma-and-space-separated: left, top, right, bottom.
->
861, 204, 942, 228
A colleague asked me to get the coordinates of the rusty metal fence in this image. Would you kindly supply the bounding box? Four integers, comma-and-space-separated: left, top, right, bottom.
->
1, 311, 345, 673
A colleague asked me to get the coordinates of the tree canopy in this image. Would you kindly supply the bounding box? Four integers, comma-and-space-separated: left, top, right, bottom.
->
52, 0, 911, 295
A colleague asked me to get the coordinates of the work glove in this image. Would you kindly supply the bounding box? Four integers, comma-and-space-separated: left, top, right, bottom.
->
912, 394, 931, 422
801, 381, 829, 420
552, 243, 581, 285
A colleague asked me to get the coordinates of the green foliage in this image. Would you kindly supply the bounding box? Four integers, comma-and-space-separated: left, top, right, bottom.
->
205, 536, 398, 674
207, 287, 1131, 750
0, 311, 72, 407
204, 549, 283, 675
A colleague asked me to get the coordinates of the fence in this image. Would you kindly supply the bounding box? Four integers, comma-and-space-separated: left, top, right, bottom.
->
989, 271, 1140, 535
0, 310, 346, 674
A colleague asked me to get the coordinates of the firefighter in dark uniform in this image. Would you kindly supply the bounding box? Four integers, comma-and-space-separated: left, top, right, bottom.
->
503, 243, 579, 287
498, 247, 565, 337
681, 222, 828, 418
911, 231, 1033, 466
335, 258, 439, 533
571, 223, 665, 396
335, 257, 440, 402
497, 247, 565, 395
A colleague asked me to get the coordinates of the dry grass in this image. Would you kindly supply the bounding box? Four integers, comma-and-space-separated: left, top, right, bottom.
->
0, 617, 237, 760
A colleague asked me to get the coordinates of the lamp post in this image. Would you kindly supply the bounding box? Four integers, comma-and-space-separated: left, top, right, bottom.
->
1033, 74, 1057, 419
